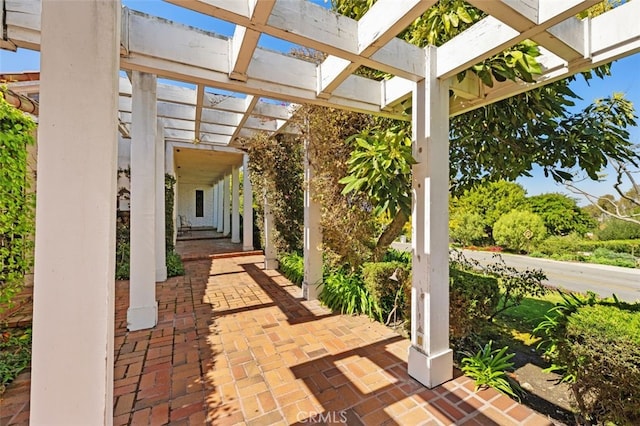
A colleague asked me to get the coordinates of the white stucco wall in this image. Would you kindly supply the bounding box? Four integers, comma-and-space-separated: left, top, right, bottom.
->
177, 183, 214, 228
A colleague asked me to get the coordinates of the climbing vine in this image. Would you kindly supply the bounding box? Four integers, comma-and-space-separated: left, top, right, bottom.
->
0, 89, 36, 311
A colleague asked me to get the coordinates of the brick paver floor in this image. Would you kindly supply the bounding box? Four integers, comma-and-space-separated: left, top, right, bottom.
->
1, 238, 555, 425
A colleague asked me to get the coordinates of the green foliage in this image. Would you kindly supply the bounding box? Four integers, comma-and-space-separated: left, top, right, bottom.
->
449, 211, 486, 246
247, 133, 304, 254
339, 126, 415, 217
0, 93, 36, 311
537, 296, 640, 424
361, 262, 409, 324
527, 193, 595, 236
278, 252, 304, 286
450, 181, 527, 242
166, 249, 185, 277
114, 173, 184, 279
460, 341, 521, 400
382, 248, 411, 265
588, 247, 637, 268
493, 210, 547, 253
539, 235, 640, 257
0, 327, 31, 394
319, 269, 382, 321
449, 267, 500, 340
165, 174, 176, 252
596, 217, 640, 240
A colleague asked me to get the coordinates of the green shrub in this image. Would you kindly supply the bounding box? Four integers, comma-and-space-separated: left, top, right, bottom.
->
449, 268, 500, 339
588, 247, 637, 268
278, 252, 304, 286
320, 269, 381, 321
450, 211, 486, 246
563, 305, 640, 424
382, 248, 411, 264
536, 295, 640, 425
596, 218, 640, 241
362, 262, 409, 324
540, 235, 640, 256
493, 210, 546, 253
0, 327, 31, 394
166, 250, 185, 277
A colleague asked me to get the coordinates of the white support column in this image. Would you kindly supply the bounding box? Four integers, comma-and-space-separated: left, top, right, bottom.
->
155, 120, 167, 282
223, 174, 231, 236
165, 142, 177, 246
407, 46, 453, 389
263, 193, 279, 270
231, 166, 241, 243
30, 1, 120, 424
127, 71, 158, 331
212, 182, 218, 229
217, 181, 224, 233
303, 135, 322, 300
242, 154, 254, 251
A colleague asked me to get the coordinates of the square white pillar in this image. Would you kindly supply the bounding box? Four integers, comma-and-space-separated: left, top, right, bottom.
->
212, 181, 219, 228
127, 71, 158, 331
223, 174, 231, 236
264, 194, 279, 270
217, 181, 224, 233
155, 120, 167, 282
30, 1, 120, 424
303, 135, 322, 300
231, 166, 241, 243
407, 46, 453, 389
242, 154, 254, 251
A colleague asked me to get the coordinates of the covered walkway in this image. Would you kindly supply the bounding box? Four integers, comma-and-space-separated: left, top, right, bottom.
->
2, 240, 551, 425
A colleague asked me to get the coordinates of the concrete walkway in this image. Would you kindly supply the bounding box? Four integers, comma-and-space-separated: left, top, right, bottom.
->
1, 238, 554, 425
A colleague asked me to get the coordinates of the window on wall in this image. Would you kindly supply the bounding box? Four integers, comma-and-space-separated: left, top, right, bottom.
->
195, 190, 204, 217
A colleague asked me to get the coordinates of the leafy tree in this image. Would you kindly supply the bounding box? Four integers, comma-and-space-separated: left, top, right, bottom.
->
449, 211, 486, 246
0, 90, 36, 310
339, 125, 415, 260
596, 218, 640, 241
451, 181, 527, 242
527, 193, 595, 236
493, 210, 546, 253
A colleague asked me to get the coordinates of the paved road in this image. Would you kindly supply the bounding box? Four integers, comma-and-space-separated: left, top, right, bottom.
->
391, 243, 640, 303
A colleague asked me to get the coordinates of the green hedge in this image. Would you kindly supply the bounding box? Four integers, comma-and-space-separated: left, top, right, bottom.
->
400, 266, 500, 340
560, 304, 640, 424
449, 268, 500, 339
540, 235, 640, 256
362, 262, 409, 322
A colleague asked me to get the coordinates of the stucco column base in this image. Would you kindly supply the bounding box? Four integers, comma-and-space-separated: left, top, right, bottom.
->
264, 258, 279, 270
232, 238, 241, 243
243, 245, 254, 251
156, 267, 167, 283
302, 280, 320, 300
407, 346, 453, 389
127, 302, 158, 331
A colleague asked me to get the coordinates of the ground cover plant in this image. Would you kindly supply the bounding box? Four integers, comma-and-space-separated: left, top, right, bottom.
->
0, 327, 31, 394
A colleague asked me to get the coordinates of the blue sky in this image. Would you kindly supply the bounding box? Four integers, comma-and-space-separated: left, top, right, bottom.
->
1, 0, 638, 204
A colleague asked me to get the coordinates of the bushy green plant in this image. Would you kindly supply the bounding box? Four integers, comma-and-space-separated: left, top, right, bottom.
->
449, 211, 486, 246
115, 221, 130, 280
0, 94, 36, 311
449, 267, 500, 340
361, 262, 409, 325
320, 269, 381, 321
460, 341, 521, 400
493, 210, 546, 253
166, 250, 185, 277
278, 252, 304, 286
588, 247, 637, 268
0, 327, 31, 394
382, 248, 411, 264
596, 217, 640, 241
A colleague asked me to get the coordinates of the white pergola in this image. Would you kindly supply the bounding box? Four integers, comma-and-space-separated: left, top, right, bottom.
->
2, 0, 640, 423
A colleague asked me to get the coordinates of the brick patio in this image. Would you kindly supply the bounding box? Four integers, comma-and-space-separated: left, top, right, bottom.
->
1, 237, 554, 425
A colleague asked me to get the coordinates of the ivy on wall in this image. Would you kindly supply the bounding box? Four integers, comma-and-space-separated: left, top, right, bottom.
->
0, 90, 36, 310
